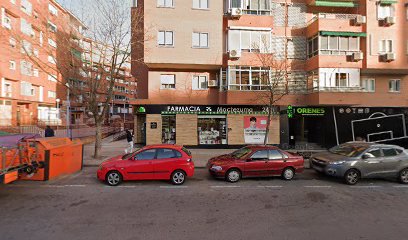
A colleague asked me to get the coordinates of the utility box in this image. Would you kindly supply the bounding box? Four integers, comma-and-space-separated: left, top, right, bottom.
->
20, 137, 83, 181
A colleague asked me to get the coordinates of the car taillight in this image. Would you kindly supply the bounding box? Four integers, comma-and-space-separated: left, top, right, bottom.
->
187, 158, 192, 162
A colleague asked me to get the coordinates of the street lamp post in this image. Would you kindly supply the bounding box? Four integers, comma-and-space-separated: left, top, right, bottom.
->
65, 83, 71, 139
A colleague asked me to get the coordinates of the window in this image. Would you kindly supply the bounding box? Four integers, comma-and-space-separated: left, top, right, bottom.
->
2, 14, 11, 29
20, 81, 33, 96
33, 48, 39, 57
9, 61, 16, 70
160, 74, 175, 89
192, 32, 208, 48
48, 39, 57, 48
377, 4, 395, 19
193, 0, 208, 9
379, 40, 393, 53
135, 149, 156, 160
21, 0, 33, 16
269, 150, 283, 160
158, 31, 174, 46
20, 60, 32, 76
49, 4, 58, 16
389, 79, 400, 92
9, 38, 16, 48
250, 150, 268, 160
21, 40, 32, 55
309, 35, 360, 57
33, 68, 39, 77
48, 21, 57, 32
4, 82, 12, 97
361, 79, 375, 92
157, 0, 173, 7
156, 149, 182, 159
335, 73, 348, 87
48, 56, 56, 64
48, 91, 56, 98
20, 18, 34, 36
10, 0, 16, 4
365, 148, 382, 158
48, 74, 57, 82
192, 76, 208, 90
228, 29, 271, 53
382, 148, 399, 157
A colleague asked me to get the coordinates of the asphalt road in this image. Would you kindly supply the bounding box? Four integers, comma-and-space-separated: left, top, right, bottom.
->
1, 168, 408, 240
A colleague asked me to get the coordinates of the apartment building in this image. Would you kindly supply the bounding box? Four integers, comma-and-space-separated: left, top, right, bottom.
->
0, 0, 86, 126
132, 0, 408, 148
71, 38, 137, 125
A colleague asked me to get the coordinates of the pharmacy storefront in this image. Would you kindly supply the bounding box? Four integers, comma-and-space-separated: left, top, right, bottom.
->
134, 105, 280, 147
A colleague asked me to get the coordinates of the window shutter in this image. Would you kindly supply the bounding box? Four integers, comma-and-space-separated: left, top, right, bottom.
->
192, 76, 199, 90
192, 33, 200, 47
200, 33, 208, 47
165, 31, 173, 45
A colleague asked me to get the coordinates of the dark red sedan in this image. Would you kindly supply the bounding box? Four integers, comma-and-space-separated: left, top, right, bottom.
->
97, 145, 194, 186
207, 146, 304, 183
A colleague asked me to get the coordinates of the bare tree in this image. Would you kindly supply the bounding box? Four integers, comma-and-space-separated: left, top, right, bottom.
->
7, 0, 147, 158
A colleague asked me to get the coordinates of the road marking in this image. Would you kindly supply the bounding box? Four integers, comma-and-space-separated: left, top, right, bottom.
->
304, 186, 332, 188
117, 185, 139, 188
392, 185, 408, 188
159, 186, 188, 189
257, 185, 283, 188
350, 186, 382, 188
210, 185, 241, 188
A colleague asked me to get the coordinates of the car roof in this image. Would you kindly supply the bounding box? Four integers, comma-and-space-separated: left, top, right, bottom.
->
343, 141, 403, 149
143, 144, 183, 150
245, 145, 280, 151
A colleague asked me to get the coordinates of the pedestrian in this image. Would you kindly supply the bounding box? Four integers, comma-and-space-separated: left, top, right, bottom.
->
125, 129, 134, 153
45, 125, 55, 137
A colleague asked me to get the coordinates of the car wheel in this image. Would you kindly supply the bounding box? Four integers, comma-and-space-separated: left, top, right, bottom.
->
171, 170, 186, 185
106, 171, 122, 186
226, 169, 241, 183
282, 167, 295, 180
399, 168, 408, 184
344, 169, 360, 185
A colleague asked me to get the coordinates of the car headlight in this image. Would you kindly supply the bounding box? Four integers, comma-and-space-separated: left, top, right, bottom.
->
211, 165, 223, 171
331, 161, 346, 165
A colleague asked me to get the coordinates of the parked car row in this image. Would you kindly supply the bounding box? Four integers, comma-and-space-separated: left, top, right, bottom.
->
96, 142, 408, 186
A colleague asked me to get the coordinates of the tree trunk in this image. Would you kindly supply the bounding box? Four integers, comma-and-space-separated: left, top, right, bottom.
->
94, 119, 102, 158
263, 107, 272, 145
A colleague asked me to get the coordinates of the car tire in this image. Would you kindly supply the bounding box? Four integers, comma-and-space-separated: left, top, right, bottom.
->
399, 168, 408, 184
282, 167, 295, 180
344, 169, 360, 185
106, 171, 123, 186
171, 170, 186, 185
226, 169, 241, 183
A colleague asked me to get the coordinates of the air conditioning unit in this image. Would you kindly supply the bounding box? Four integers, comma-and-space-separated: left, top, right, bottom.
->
208, 80, 218, 87
229, 49, 241, 59
384, 16, 396, 25
353, 15, 366, 25
229, 8, 242, 18
383, 52, 396, 62
351, 52, 364, 61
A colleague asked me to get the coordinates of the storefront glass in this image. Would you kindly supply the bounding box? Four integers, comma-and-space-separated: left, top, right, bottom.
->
198, 116, 227, 145
162, 115, 176, 144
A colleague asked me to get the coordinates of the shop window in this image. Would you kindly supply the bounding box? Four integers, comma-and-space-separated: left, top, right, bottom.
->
162, 115, 176, 144
198, 117, 227, 145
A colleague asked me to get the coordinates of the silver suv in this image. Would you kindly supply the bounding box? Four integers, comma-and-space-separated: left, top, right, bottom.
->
310, 142, 408, 185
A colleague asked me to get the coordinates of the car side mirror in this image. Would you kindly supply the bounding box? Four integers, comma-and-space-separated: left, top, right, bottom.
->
246, 158, 252, 162
362, 153, 373, 160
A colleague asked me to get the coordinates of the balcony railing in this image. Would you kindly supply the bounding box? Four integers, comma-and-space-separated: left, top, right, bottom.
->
310, 86, 366, 93
308, 13, 360, 26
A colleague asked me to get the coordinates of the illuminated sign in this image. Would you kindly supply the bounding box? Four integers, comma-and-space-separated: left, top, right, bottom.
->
287, 106, 326, 118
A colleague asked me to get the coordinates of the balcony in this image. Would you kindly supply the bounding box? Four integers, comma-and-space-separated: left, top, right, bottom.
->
307, 0, 358, 8
307, 13, 364, 38
306, 53, 363, 71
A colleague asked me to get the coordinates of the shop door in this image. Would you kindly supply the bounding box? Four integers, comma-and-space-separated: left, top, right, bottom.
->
162, 115, 176, 144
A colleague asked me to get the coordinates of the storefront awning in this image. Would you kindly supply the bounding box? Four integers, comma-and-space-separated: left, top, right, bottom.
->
314, 1, 358, 7
379, 0, 398, 4
320, 31, 367, 37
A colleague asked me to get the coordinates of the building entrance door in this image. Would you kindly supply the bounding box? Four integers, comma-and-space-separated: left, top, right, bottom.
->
162, 115, 176, 144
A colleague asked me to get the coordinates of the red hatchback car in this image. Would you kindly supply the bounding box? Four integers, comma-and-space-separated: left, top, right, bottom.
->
207, 146, 304, 183
97, 145, 194, 186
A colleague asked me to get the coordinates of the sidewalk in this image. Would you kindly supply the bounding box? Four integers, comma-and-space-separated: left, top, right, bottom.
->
83, 139, 312, 168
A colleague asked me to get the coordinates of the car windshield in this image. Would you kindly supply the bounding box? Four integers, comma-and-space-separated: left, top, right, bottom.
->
231, 147, 252, 159
329, 144, 368, 157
